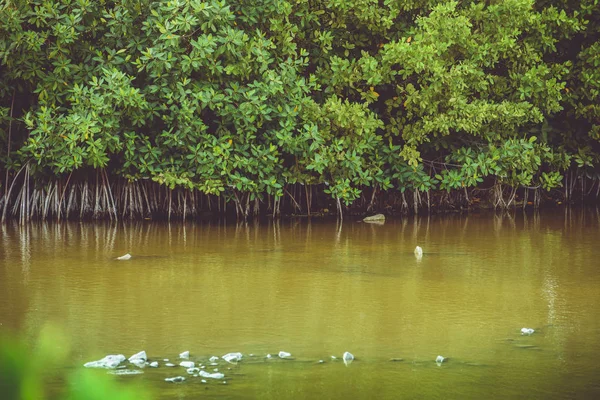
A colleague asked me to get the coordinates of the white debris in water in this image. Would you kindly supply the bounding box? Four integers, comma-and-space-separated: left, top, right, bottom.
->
201, 379, 207, 384
165, 376, 185, 383
266, 354, 272, 359
149, 362, 159, 368
414, 246, 423, 260
84, 354, 126, 369
436, 355, 446, 364
165, 363, 175, 367
331, 356, 337, 360
163, 359, 169, 362
278, 351, 292, 359
521, 328, 535, 335
117, 253, 132, 260
199, 370, 225, 380
319, 360, 325, 364
179, 351, 190, 359
222, 352, 243, 364
343, 352, 354, 366
180, 361, 195, 368
186, 367, 200, 375
209, 356, 219, 362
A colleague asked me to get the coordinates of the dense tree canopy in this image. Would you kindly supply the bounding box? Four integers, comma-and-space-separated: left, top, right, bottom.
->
1, 0, 599, 220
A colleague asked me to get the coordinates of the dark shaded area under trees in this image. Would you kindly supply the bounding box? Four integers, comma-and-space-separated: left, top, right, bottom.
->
1, 0, 599, 221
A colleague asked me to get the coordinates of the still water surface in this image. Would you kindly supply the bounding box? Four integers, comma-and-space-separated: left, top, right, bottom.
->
1, 210, 600, 399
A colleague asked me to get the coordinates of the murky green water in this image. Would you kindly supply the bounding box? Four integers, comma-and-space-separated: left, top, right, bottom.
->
2, 210, 600, 399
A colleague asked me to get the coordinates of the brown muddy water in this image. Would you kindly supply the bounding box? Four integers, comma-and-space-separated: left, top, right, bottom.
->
1, 209, 600, 399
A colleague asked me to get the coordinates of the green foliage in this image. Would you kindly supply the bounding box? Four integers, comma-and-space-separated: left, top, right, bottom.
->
1, 0, 599, 214
0, 325, 150, 400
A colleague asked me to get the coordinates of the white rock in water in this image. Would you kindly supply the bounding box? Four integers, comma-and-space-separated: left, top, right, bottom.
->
199, 370, 225, 380
149, 361, 159, 368
342, 352, 354, 366
128, 351, 147, 362
165, 363, 175, 367
165, 376, 185, 383
266, 354, 272, 359
201, 379, 207, 384
180, 361, 195, 368
186, 367, 200, 375
209, 356, 219, 362
278, 351, 291, 359
414, 246, 423, 259
117, 253, 132, 260
222, 352, 243, 364
179, 351, 190, 359
84, 354, 126, 369
436, 355, 446, 363
521, 328, 535, 335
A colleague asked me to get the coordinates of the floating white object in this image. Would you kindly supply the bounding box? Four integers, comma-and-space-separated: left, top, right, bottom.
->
436, 355, 446, 364
266, 354, 272, 359
165, 376, 185, 383
343, 352, 354, 366
179, 361, 195, 368
201, 379, 207, 383
83, 354, 126, 369
165, 363, 175, 367
278, 351, 292, 359
186, 367, 200, 375
414, 246, 423, 258
117, 253, 132, 260
209, 356, 219, 362
199, 370, 225, 379
222, 352, 243, 364
179, 351, 190, 359
521, 328, 535, 335
149, 361, 159, 368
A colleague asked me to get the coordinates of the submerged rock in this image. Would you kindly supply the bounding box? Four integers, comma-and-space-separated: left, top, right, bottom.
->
186, 367, 200, 375
222, 352, 243, 364
179, 351, 190, 359
130, 359, 146, 368
278, 351, 292, 359
199, 370, 225, 380
180, 361, 195, 368
342, 352, 354, 366
109, 369, 143, 376
521, 328, 535, 335
363, 214, 385, 222
165, 376, 186, 383
117, 253, 132, 261
84, 354, 126, 369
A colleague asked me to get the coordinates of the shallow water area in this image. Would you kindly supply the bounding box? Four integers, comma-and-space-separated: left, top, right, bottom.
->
1, 209, 600, 399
